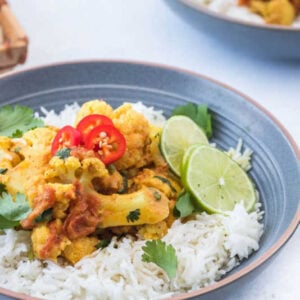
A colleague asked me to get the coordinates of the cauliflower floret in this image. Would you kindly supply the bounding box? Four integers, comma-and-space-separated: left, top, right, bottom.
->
138, 221, 168, 240
31, 219, 70, 261
0, 136, 21, 169
3, 127, 57, 203
79, 157, 108, 186
74, 101, 161, 171
112, 104, 152, 170
48, 183, 77, 219
132, 168, 181, 199
74, 99, 114, 125
45, 156, 81, 183
22, 127, 57, 153
0, 136, 12, 149
99, 187, 170, 228
45, 155, 108, 187
250, 0, 296, 25
146, 125, 167, 168
62, 236, 99, 264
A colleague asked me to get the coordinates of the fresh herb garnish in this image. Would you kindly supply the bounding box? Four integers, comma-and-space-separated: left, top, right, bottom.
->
96, 239, 111, 249
0, 183, 6, 196
35, 208, 53, 223
117, 173, 128, 194
0, 192, 32, 229
0, 105, 44, 138
14, 147, 21, 153
55, 148, 71, 159
107, 164, 117, 174
27, 248, 35, 261
0, 168, 8, 175
153, 190, 161, 201
142, 240, 178, 280
172, 102, 213, 138
126, 208, 140, 223
154, 176, 177, 193
174, 190, 197, 218
0, 216, 19, 229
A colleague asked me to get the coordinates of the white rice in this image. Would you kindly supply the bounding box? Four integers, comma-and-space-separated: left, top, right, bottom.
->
0, 102, 264, 299
35, 102, 81, 128
187, 0, 300, 27
35, 102, 166, 128
227, 138, 253, 171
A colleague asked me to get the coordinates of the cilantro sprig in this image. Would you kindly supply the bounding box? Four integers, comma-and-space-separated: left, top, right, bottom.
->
174, 190, 198, 218
96, 239, 111, 250
0, 168, 8, 175
35, 208, 53, 223
0, 105, 44, 138
126, 208, 140, 223
142, 240, 178, 280
0, 192, 32, 229
172, 102, 213, 138
55, 148, 71, 160
0, 183, 7, 196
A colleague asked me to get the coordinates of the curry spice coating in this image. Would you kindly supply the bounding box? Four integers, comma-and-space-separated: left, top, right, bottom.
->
0, 100, 181, 264
239, 0, 300, 25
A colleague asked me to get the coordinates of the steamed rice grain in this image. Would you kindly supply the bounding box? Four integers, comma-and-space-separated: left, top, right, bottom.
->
0, 102, 264, 300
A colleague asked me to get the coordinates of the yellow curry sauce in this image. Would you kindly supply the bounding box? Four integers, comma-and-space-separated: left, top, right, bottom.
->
0, 100, 181, 264
239, 0, 300, 25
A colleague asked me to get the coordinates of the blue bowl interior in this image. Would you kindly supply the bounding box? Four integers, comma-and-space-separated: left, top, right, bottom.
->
0, 61, 299, 278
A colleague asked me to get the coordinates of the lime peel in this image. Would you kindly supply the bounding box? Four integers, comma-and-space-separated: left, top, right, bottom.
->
182, 145, 256, 214
160, 116, 209, 176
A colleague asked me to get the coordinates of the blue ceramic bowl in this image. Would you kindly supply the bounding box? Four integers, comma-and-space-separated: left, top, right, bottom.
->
166, 0, 300, 60
0, 61, 299, 299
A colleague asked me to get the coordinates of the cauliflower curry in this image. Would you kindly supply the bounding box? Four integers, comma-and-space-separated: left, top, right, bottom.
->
239, 0, 300, 25
0, 100, 181, 264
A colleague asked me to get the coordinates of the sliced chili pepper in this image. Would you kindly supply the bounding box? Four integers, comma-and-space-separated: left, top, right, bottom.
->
76, 114, 113, 144
51, 125, 81, 155
85, 125, 126, 165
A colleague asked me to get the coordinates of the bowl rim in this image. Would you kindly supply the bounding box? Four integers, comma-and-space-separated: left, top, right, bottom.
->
0, 59, 299, 299
180, 0, 300, 32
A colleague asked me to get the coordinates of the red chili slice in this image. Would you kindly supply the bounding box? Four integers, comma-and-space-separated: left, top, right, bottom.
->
51, 125, 82, 155
85, 125, 126, 165
76, 114, 113, 144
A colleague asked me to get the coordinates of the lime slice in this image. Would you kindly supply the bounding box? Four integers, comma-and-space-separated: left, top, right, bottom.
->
160, 116, 209, 176
183, 145, 256, 213
180, 143, 203, 176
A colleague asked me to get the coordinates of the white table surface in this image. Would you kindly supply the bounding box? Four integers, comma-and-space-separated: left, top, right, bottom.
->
5, 1, 300, 299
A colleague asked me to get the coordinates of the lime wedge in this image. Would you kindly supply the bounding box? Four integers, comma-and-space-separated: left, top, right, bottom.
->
182, 145, 256, 213
180, 143, 202, 176
160, 116, 209, 176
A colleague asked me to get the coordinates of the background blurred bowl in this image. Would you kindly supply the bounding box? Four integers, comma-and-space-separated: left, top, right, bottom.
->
166, 0, 300, 60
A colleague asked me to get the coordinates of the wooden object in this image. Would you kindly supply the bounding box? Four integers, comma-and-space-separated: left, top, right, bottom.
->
0, 0, 28, 73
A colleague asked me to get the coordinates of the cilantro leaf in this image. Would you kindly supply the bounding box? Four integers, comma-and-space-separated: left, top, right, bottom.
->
126, 208, 140, 223
35, 208, 53, 223
154, 176, 177, 193
55, 148, 71, 159
142, 240, 178, 280
0, 183, 6, 196
96, 239, 111, 249
0, 192, 32, 229
174, 191, 197, 218
172, 102, 213, 138
0, 168, 8, 175
0, 105, 44, 138
0, 216, 19, 229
